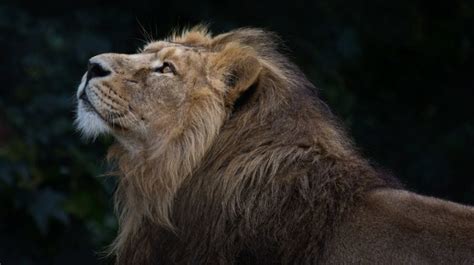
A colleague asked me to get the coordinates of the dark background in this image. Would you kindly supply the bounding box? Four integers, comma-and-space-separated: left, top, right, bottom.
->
1, 0, 473, 264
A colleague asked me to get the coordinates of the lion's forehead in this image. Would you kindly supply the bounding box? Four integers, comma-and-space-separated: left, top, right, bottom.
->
142, 41, 173, 53
142, 41, 206, 54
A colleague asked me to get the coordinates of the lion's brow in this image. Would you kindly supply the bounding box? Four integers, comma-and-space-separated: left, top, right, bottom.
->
143, 41, 207, 53
168, 41, 208, 50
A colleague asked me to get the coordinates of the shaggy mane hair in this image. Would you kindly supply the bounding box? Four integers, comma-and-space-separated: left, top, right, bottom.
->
107, 26, 393, 264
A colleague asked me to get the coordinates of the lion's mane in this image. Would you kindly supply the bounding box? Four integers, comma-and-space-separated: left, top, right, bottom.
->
107, 27, 392, 264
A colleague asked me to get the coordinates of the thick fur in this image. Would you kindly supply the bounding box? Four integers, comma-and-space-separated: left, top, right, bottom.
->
76, 27, 474, 264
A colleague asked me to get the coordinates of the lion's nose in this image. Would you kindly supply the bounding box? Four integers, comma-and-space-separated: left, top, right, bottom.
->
87, 61, 111, 81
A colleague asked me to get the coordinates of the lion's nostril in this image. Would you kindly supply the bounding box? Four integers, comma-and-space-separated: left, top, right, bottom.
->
87, 62, 111, 80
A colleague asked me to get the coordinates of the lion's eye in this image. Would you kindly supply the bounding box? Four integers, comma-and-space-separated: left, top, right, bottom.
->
154, 62, 176, 75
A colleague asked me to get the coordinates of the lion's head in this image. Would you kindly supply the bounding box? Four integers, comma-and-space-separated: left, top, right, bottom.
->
76, 26, 356, 260
76, 27, 262, 140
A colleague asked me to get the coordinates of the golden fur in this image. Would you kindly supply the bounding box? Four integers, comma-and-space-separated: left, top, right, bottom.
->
75, 26, 474, 264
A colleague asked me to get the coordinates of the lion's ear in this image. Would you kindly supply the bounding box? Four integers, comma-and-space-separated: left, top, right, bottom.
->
211, 45, 262, 104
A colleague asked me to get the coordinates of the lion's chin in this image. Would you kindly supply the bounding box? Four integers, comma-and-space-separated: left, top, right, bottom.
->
75, 100, 110, 139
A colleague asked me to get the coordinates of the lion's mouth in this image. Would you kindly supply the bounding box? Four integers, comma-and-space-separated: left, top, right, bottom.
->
79, 91, 101, 115
79, 90, 108, 122
79, 90, 129, 131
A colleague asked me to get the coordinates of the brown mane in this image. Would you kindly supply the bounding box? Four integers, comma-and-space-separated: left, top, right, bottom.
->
106, 27, 391, 264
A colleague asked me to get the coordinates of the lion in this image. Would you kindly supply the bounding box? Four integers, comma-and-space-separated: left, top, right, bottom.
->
75, 26, 474, 264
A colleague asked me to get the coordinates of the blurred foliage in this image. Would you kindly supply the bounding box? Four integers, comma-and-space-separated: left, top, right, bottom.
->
0, 0, 473, 264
